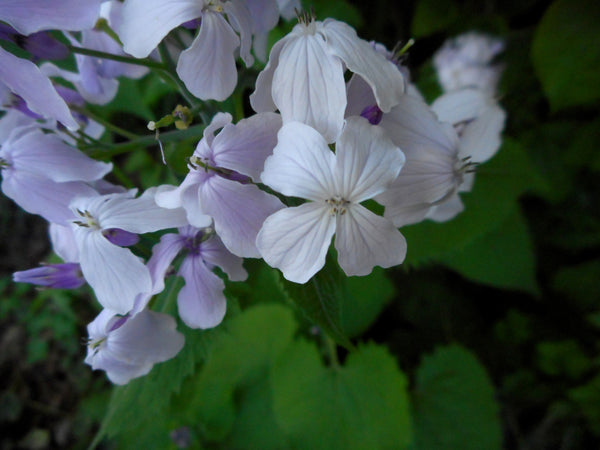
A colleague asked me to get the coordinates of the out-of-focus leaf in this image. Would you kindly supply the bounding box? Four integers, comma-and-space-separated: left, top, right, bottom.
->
280, 257, 352, 348
552, 259, 600, 310
342, 268, 395, 337
536, 340, 592, 380
412, 344, 502, 450
411, 0, 459, 37
531, 0, 600, 111
402, 138, 544, 266
569, 374, 600, 435
440, 208, 539, 294
272, 342, 412, 450
309, 0, 363, 28
174, 304, 296, 442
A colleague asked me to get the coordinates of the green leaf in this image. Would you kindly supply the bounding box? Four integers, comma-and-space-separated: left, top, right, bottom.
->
439, 207, 539, 294
536, 340, 592, 380
569, 374, 600, 435
531, 0, 600, 111
552, 259, 600, 310
272, 342, 412, 450
412, 344, 502, 450
308, 0, 363, 28
341, 268, 395, 337
402, 138, 543, 266
174, 304, 297, 442
280, 258, 352, 348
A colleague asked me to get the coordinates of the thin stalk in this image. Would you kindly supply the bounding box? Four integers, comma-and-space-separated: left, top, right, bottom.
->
157, 43, 200, 107
324, 335, 340, 370
67, 45, 167, 70
73, 106, 140, 140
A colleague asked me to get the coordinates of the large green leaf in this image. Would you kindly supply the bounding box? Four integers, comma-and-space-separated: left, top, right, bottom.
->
402, 138, 543, 266
272, 342, 412, 450
174, 304, 297, 442
412, 344, 502, 450
439, 207, 539, 294
411, 0, 460, 37
531, 0, 600, 111
280, 257, 352, 348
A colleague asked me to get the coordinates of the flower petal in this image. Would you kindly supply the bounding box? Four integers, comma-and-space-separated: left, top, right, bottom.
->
74, 227, 152, 314
256, 202, 335, 284
335, 204, 406, 277
119, 0, 203, 58
178, 256, 227, 329
250, 34, 291, 112
272, 30, 346, 143
261, 121, 336, 201
176, 11, 239, 101
335, 116, 404, 203
458, 103, 506, 163
322, 19, 404, 113
0, 0, 101, 34
426, 193, 465, 223
147, 233, 185, 295
0, 47, 78, 130
223, 0, 254, 67
212, 112, 282, 181
200, 176, 283, 257
200, 235, 247, 282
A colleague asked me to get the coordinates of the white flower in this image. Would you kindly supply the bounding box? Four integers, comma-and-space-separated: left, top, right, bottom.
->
256, 116, 407, 283
250, 17, 405, 143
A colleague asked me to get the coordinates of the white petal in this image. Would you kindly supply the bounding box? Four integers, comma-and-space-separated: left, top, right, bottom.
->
176, 11, 240, 101
202, 112, 233, 148
345, 74, 377, 118
322, 19, 404, 112
256, 203, 335, 284
99, 188, 188, 233
74, 228, 152, 314
426, 193, 465, 223
335, 116, 405, 203
250, 34, 291, 112
119, 0, 203, 58
272, 31, 346, 143
178, 256, 227, 329
458, 103, 506, 162
211, 112, 282, 181
181, 183, 213, 228
223, 0, 254, 67
49, 223, 79, 263
431, 88, 491, 125
335, 204, 406, 277
261, 122, 336, 201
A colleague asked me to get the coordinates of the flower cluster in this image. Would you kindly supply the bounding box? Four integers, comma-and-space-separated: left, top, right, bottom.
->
1, 1, 505, 384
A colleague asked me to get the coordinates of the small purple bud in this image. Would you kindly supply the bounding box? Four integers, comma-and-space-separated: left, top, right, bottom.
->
103, 229, 140, 247
0, 24, 17, 42
360, 104, 383, 125
24, 32, 69, 61
12, 95, 44, 120
181, 18, 202, 29
13, 263, 85, 289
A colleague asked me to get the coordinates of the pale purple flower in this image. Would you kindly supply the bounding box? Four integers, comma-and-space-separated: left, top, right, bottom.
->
118, 0, 255, 101
256, 117, 407, 284
69, 189, 188, 314
156, 112, 284, 258
0, 126, 112, 224
85, 309, 184, 385
250, 17, 405, 143
148, 226, 247, 329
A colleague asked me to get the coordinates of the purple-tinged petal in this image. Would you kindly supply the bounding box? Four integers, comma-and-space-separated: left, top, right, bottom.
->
250, 34, 291, 113
200, 235, 247, 282
426, 193, 465, 223
118, 0, 202, 58
345, 73, 377, 118
74, 227, 152, 314
13, 263, 85, 289
49, 223, 79, 262
0, 47, 78, 130
176, 11, 240, 101
335, 204, 406, 277
0, 0, 101, 35
211, 112, 282, 181
178, 256, 227, 329
147, 233, 186, 296
23, 32, 69, 60
6, 126, 112, 182
85, 310, 184, 385
257, 202, 335, 284
200, 176, 284, 258
223, 0, 254, 67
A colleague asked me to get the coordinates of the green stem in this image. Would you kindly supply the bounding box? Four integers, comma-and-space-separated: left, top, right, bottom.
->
72, 106, 140, 140
67, 45, 167, 71
88, 124, 206, 159
324, 335, 340, 370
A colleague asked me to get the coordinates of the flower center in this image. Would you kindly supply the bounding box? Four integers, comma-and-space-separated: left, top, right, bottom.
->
0, 157, 9, 169
326, 196, 349, 216
73, 209, 100, 229
204, 0, 225, 13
